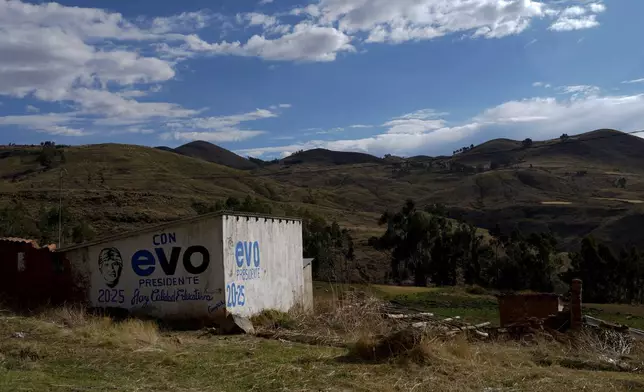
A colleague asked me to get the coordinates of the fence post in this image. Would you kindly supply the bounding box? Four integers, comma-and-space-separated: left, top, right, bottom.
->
571, 279, 583, 330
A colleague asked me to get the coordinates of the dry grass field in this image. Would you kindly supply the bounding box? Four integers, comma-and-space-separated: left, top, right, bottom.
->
4, 287, 644, 392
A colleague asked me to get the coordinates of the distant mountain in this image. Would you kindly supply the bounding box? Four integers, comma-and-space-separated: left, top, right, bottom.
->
282, 148, 383, 166
2, 128, 644, 283
173, 141, 258, 170
453, 129, 644, 170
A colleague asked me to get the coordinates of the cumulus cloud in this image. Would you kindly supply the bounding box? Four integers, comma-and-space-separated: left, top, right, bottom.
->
549, 15, 599, 31
0, 0, 213, 137
25, 105, 40, 113
307, 0, 547, 42
175, 23, 355, 62
157, 0, 609, 63
383, 109, 447, 134
589, 3, 606, 13
549, 2, 606, 32
238, 90, 644, 158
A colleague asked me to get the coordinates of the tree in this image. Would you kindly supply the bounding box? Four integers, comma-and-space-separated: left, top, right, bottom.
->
522, 138, 533, 149
560, 133, 570, 142
374, 200, 493, 287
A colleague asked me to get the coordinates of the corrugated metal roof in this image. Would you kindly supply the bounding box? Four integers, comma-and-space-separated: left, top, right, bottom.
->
57, 210, 302, 253
0, 237, 38, 245
0, 237, 56, 251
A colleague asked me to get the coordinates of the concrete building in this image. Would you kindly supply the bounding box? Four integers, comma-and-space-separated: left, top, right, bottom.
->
60, 211, 311, 322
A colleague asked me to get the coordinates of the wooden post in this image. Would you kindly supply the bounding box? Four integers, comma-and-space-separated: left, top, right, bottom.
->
571, 279, 583, 330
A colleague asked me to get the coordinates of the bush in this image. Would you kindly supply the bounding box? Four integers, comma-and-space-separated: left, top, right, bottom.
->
465, 285, 487, 295
250, 310, 296, 330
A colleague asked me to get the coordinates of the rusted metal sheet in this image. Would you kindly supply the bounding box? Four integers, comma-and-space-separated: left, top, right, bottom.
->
0, 238, 76, 307
497, 293, 561, 327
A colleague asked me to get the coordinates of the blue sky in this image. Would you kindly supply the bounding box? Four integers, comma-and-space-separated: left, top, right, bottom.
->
1, 0, 643, 158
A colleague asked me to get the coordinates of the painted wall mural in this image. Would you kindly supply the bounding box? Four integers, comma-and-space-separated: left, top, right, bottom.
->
83, 227, 225, 319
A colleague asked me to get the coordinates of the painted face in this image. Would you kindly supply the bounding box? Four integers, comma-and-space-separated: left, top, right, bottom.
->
98, 248, 123, 288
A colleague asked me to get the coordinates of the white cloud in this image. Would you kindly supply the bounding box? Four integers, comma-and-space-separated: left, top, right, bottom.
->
0, 0, 209, 136
560, 6, 587, 17
269, 103, 293, 109
162, 107, 284, 143
150, 0, 608, 63
532, 81, 551, 88
71, 89, 197, 123
161, 130, 265, 143
557, 84, 600, 99
315, 127, 344, 134
0, 113, 88, 136
476, 94, 644, 139
549, 15, 599, 31
547, 1, 606, 32
171, 108, 277, 129
238, 12, 278, 28
525, 38, 538, 47
25, 105, 40, 113
589, 3, 606, 13
238, 90, 644, 158
622, 78, 644, 84
309, 0, 548, 42
151, 11, 213, 33
259, 0, 274, 4
349, 124, 373, 128
180, 23, 355, 62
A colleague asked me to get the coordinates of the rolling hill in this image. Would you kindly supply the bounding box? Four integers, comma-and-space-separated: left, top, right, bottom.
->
159, 140, 259, 170
281, 148, 383, 166
1, 129, 644, 282
454, 129, 644, 170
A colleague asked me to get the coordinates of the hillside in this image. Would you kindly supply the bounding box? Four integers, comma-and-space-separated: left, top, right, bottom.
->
173, 140, 258, 170
1, 130, 644, 282
454, 129, 644, 171
281, 148, 383, 166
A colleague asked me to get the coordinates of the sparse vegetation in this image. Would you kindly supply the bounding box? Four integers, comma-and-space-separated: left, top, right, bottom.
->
0, 201, 94, 246
4, 291, 644, 391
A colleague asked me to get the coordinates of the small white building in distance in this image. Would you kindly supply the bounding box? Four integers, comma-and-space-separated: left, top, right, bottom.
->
60, 212, 312, 324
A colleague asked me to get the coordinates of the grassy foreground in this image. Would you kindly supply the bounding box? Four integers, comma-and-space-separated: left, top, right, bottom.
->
3, 288, 644, 391
314, 282, 644, 330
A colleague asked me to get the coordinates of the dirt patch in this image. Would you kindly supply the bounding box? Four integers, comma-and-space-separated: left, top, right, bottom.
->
541, 201, 572, 205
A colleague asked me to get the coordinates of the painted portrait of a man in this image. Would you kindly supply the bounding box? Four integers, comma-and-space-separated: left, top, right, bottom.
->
98, 247, 123, 288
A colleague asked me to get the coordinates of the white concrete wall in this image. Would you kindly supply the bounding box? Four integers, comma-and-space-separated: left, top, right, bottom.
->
303, 263, 313, 312
222, 215, 304, 317
66, 217, 225, 320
